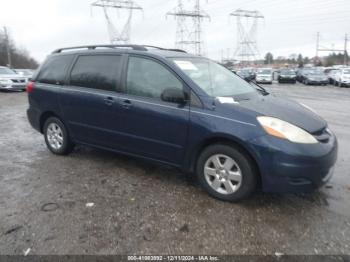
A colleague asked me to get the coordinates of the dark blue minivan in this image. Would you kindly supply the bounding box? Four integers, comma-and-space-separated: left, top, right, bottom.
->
26, 45, 338, 201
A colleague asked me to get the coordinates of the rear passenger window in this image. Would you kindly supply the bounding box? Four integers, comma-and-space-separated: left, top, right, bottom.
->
70, 55, 122, 92
37, 55, 73, 85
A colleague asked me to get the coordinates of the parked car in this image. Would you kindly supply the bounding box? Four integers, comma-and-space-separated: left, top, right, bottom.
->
333, 68, 350, 87
303, 71, 328, 85
0, 66, 28, 91
27, 45, 338, 201
14, 69, 35, 79
236, 69, 252, 82
297, 68, 315, 83
255, 68, 273, 84
278, 69, 297, 84
244, 67, 256, 80
326, 69, 340, 85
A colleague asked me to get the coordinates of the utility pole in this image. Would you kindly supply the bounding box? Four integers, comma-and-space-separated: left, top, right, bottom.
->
167, 0, 210, 56
316, 32, 320, 59
3, 27, 12, 68
344, 34, 348, 66
230, 9, 264, 66
91, 0, 143, 44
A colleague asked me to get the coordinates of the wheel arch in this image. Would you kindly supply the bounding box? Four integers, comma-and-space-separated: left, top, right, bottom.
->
187, 135, 262, 186
39, 111, 63, 134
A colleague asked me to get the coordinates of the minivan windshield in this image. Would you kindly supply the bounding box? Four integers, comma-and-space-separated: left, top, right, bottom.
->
171, 58, 256, 98
343, 69, 350, 74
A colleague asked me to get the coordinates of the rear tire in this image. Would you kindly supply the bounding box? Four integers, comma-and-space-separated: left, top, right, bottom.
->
196, 144, 257, 202
44, 117, 74, 155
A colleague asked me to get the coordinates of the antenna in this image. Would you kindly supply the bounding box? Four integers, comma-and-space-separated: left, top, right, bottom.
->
230, 9, 264, 65
167, 0, 210, 56
91, 0, 143, 44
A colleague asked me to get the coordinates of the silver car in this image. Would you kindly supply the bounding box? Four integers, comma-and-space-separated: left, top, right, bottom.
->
0, 66, 28, 91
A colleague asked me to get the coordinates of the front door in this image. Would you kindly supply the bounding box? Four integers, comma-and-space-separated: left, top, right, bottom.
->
111, 55, 190, 166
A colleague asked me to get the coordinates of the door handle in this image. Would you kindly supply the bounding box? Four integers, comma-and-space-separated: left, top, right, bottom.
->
104, 97, 114, 106
121, 99, 132, 109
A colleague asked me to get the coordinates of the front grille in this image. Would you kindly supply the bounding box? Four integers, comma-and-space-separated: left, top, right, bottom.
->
11, 79, 26, 83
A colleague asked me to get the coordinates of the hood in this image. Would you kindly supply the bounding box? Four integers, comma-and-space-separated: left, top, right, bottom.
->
216, 95, 327, 133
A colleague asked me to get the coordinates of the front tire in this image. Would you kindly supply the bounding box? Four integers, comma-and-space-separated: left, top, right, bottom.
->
196, 144, 258, 202
44, 117, 74, 155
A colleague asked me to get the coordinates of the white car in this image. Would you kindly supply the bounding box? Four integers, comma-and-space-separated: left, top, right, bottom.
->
255, 68, 273, 84
334, 68, 350, 87
0, 66, 28, 91
327, 69, 340, 85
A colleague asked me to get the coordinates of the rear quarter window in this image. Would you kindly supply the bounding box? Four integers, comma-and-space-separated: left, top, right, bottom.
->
36, 55, 73, 85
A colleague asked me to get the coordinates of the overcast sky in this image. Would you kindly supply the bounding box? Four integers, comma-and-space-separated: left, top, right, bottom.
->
1, 0, 349, 63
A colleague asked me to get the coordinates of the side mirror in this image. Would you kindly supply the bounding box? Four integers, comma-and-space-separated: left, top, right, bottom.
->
161, 88, 188, 104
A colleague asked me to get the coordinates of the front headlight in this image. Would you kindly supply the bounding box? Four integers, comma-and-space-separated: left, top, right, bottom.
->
257, 116, 318, 144
0, 78, 12, 84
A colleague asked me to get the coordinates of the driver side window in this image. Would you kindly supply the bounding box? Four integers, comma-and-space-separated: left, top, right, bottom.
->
126, 56, 183, 101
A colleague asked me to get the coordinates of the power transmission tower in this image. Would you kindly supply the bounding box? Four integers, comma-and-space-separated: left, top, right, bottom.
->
167, 0, 210, 56
230, 9, 264, 65
91, 0, 143, 44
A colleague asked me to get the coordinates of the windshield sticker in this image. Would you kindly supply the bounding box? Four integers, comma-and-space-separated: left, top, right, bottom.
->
174, 60, 198, 71
216, 97, 239, 104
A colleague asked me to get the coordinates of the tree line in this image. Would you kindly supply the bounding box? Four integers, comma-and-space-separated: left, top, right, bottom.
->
264, 52, 349, 67
0, 27, 39, 69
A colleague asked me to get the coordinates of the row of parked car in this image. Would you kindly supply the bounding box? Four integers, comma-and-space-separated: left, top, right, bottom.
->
0, 66, 34, 91
232, 66, 350, 87
233, 68, 297, 85
297, 67, 350, 87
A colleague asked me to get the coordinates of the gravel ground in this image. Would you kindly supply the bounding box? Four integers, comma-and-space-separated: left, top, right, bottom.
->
0, 83, 349, 255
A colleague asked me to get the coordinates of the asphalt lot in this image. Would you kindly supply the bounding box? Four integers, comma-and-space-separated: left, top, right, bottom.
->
0, 83, 350, 255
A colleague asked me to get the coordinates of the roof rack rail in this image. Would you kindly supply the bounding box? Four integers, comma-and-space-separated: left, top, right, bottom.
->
52, 44, 187, 54
52, 45, 148, 54
142, 45, 187, 53
167, 48, 187, 53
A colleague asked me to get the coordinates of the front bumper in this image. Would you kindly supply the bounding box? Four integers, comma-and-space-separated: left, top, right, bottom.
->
249, 131, 338, 193
256, 79, 272, 84
278, 77, 296, 83
307, 80, 328, 85
0, 83, 26, 91
340, 80, 350, 86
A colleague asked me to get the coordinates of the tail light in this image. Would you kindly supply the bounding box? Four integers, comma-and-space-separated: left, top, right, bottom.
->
26, 81, 34, 93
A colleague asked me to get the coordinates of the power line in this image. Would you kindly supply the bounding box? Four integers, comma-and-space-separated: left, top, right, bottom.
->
316, 32, 348, 64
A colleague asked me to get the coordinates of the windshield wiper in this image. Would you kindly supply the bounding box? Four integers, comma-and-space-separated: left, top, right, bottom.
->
251, 81, 269, 96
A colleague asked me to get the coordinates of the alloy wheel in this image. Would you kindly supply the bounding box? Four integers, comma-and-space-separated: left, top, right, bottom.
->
46, 123, 64, 150
204, 154, 242, 195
